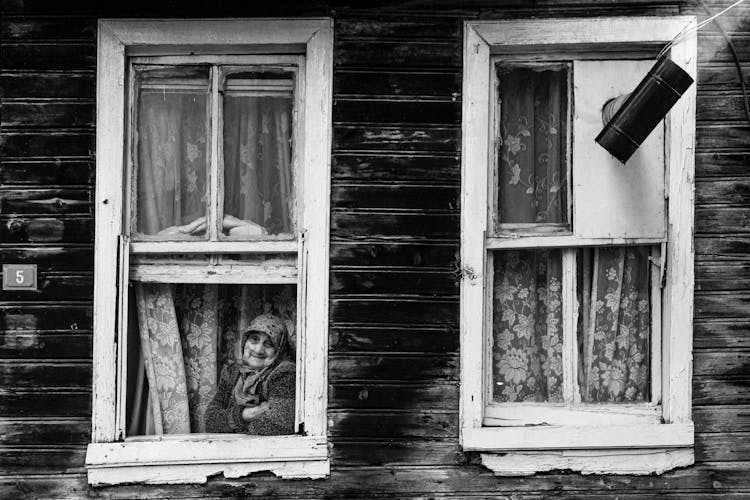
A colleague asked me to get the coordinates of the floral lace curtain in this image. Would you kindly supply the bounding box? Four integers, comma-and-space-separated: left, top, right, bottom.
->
491, 248, 651, 404
135, 84, 209, 236
578, 247, 651, 402
126, 70, 297, 435
492, 250, 563, 402
223, 91, 294, 236
496, 65, 567, 226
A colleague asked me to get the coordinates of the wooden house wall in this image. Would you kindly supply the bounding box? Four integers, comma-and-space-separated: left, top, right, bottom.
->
1, 0, 749, 497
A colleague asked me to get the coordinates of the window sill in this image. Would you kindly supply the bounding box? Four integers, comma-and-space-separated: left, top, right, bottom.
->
463, 422, 693, 451
480, 448, 694, 476
85, 434, 329, 485
464, 423, 694, 476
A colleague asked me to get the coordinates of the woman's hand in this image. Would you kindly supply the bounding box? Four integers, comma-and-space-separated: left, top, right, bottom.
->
222, 214, 267, 237
156, 216, 207, 236
241, 402, 270, 422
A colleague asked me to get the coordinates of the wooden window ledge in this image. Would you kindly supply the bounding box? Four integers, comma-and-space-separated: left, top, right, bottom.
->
86, 435, 329, 485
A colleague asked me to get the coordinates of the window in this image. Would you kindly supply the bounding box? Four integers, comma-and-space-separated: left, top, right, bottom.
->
460, 17, 696, 475
87, 19, 332, 485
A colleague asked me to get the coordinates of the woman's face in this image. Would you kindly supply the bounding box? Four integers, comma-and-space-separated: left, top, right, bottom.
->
243, 332, 278, 369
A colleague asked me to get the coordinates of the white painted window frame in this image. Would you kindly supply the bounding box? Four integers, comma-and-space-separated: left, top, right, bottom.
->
460, 17, 696, 475
88, 18, 333, 485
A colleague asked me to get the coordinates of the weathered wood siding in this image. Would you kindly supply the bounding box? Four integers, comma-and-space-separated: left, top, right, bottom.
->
1, 0, 749, 497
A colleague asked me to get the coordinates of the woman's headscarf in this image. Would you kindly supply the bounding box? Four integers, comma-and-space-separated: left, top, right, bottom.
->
232, 313, 292, 407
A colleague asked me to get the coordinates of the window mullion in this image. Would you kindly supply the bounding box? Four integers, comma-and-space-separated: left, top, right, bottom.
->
208, 65, 221, 242
115, 234, 130, 440
562, 248, 580, 405
651, 244, 664, 405
484, 246, 494, 409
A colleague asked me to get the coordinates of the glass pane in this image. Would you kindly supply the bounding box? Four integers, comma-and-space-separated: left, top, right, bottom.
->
496, 64, 569, 230
126, 283, 297, 436
222, 70, 295, 239
491, 249, 563, 403
577, 247, 651, 403
133, 66, 210, 240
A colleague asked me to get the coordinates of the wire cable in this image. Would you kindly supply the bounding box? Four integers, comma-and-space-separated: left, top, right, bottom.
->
697, 0, 750, 124
653, 0, 749, 124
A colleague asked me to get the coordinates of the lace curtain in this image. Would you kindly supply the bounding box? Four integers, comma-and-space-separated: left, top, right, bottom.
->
492, 248, 651, 404
135, 85, 209, 236
223, 94, 294, 236
496, 65, 567, 226
578, 247, 651, 402
491, 66, 651, 404
126, 75, 297, 435
492, 250, 564, 403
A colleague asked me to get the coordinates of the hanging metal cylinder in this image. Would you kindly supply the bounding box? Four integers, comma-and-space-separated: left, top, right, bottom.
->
595, 57, 694, 164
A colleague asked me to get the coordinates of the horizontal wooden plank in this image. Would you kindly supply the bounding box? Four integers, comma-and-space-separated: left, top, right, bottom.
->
696, 432, 750, 462
330, 242, 457, 268
0, 246, 93, 272
0, 446, 85, 474
333, 125, 458, 152
334, 99, 460, 125
330, 298, 458, 325
336, 41, 460, 69
0, 0, 685, 14
0, 43, 95, 70
332, 212, 459, 240
0, 362, 92, 389
332, 154, 459, 183
696, 235, 750, 261
329, 354, 458, 381
330, 325, 459, 353
0, 132, 94, 158
696, 152, 750, 178
331, 439, 463, 466
696, 262, 750, 290
696, 125, 750, 151
0, 332, 92, 359
0, 74, 95, 99
0, 19, 96, 40
329, 382, 459, 410
695, 292, 750, 319
694, 377, 750, 405
697, 95, 750, 122
0, 390, 91, 418
693, 351, 750, 377
0, 0, 331, 16
334, 71, 460, 98
1, 102, 94, 128
0, 304, 93, 331
697, 64, 750, 92
0, 160, 94, 185
694, 321, 750, 349
0, 189, 92, 215
332, 185, 458, 211
0, 216, 94, 243
335, 18, 461, 40
0, 273, 92, 301
694, 406, 750, 433
331, 269, 457, 296
0, 419, 90, 445
696, 207, 750, 234
9, 463, 750, 499
328, 411, 457, 438
696, 179, 750, 206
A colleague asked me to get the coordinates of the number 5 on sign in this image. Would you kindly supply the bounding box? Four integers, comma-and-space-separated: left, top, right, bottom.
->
2, 264, 37, 291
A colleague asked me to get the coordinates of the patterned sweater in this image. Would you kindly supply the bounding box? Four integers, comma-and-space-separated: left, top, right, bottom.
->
204, 362, 296, 435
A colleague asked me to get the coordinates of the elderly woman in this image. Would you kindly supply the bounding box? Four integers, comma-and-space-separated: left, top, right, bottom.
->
204, 314, 295, 435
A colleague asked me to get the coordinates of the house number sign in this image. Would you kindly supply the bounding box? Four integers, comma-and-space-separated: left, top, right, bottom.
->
3, 264, 37, 291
